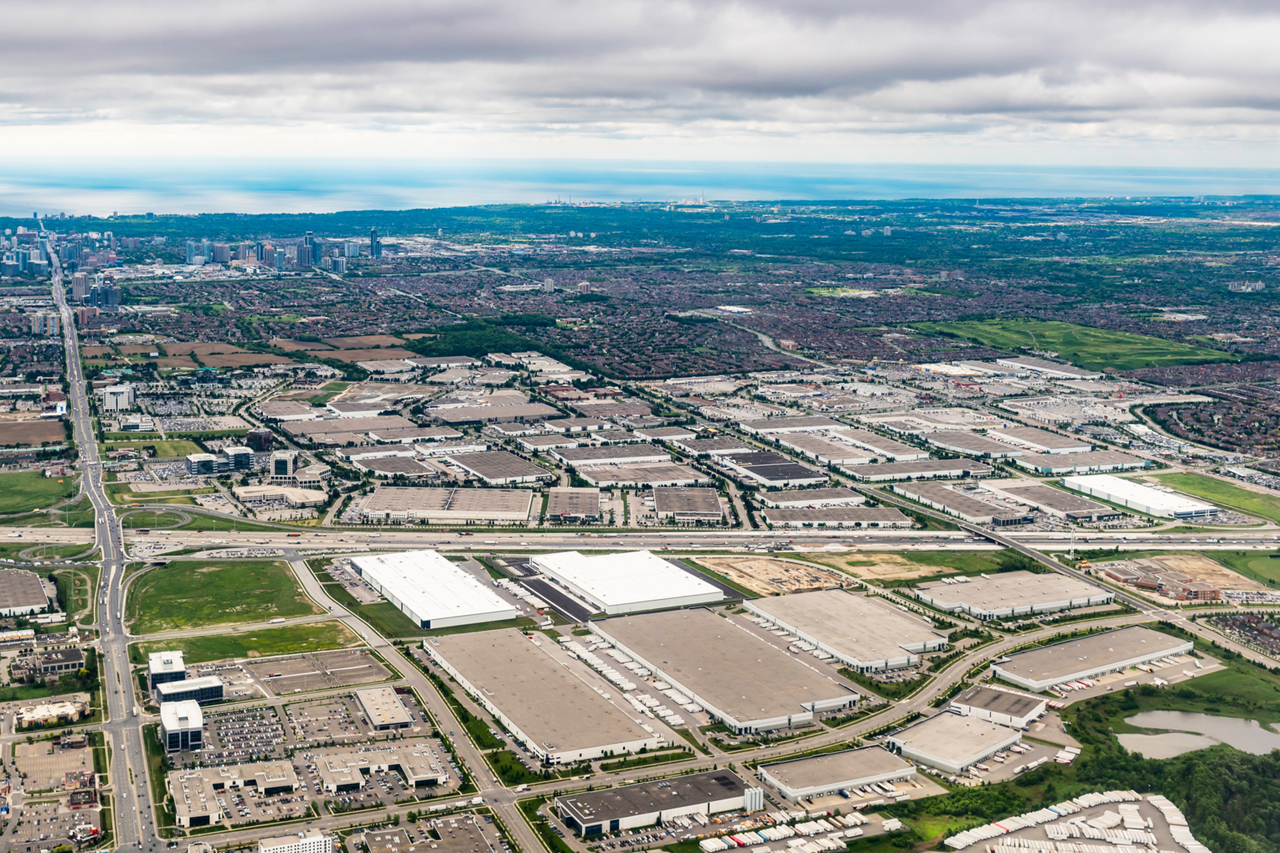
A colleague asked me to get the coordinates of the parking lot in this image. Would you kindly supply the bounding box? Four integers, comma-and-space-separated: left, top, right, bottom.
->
184, 706, 287, 766
8, 799, 102, 852
247, 649, 393, 696
324, 560, 387, 604
12, 741, 94, 793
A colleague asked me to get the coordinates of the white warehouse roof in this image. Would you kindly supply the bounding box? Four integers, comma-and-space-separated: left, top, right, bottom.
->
532, 550, 723, 615
1061, 474, 1217, 519
351, 550, 519, 629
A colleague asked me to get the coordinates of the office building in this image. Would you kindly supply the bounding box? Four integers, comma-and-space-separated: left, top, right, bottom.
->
259, 831, 333, 853
161, 701, 204, 752
148, 651, 186, 689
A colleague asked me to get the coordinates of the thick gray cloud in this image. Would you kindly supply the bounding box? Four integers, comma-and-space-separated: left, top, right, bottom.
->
3, 0, 1279, 161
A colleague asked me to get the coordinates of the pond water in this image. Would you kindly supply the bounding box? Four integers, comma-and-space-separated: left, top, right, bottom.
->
1117, 710, 1280, 758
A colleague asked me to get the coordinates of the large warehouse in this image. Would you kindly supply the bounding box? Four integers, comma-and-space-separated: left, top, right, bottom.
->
913, 570, 1112, 620
985, 483, 1121, 522
0, 569, 51, 617
424, 628, 661, 764
926, 431, 1026, 459
532, 550, 722, 614
886, 713, 1023, 775
844, 460, 993, 482
777, 434, 874, 465
760, 506, 911, 529
1014, 450, 1147, 476
949, 685, 1046, 729
556, 770, 761, 836
449, 450, 555, 485
723, 452, 828, 488
986, 427, 1092, 455
356, 486, 535, 523
1060, 475, 1218, 519
891, 482, 1033, 526
759, 487, 865, 508
747, 590, 947, 672
759, 746, 916, 801
351, 550, 519, 629
830, 428, 929, 462
591, 608, 858, 733
991, 626, 1193, 692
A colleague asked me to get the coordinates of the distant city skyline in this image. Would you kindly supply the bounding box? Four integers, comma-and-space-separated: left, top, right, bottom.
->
3, 0, 1279, 171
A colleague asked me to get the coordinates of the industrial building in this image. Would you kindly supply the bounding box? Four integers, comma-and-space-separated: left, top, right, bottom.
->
672, 437, 756, 456
351, 550, 520, 629
652, 487, 724, 522
739, 415, 843, 434
991, 626, 1193, 692
553, 445, 670, 467
831, 428, 929, 461
633, 426, 698, 441
844, 460, 993, 482
759, 746, 916, 801
155, 675, 224, 705
747, 590, 947, 671
913, 570, 1112, 620
1060, 475, 1218, 519
532, 550, 722, 614
926, 432, 1026, 459
428, 403, 561, 424
776, 434, 874, 465
356, 486, 535, 523
985, 483, 1122, 522
148, 651, 186, 690
546, 487, 602, 522
356, 687, 414, 731
580, 463, 709, 488
423, 628, 662, 764
760, 487, 864, 508
259, 830, 333, 853
556, 770, 761, 836
160, 701, 204, 752
591, 608, 858, 733
995, 357, 1103, 380
0, 569, 51, 617
761, 506, 912, 529
722, 452, 828, 488
886, 713, 1023, 775
1014, 450, 1148, 476
449, 450, 555, 485
949, 686, 1046, 729
986, 427, 1092, 455
891, 482, 1033, 526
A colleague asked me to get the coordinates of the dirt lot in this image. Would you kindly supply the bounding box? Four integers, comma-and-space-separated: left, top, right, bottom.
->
322, 335, 406, 348
203, 352, 297, 367
118, 345, 157, 355
830, 554, 958, 581
1138, 554, 1265, 590
165, 341, 249, 355
0, 419, 66, 446
80, 346, 113, 357
310, 348, 417, 362
697, 556, 845, 595
273, 339, 332, 351
154, 356, 199, 369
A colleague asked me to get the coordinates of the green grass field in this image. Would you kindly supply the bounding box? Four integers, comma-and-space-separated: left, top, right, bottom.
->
0, 472, 78, 514
121, 510, 187, 529
1150, 473, 1280, 524
137, 620, 361, 663
126, 559, 321, 633
172, 514, 285, 532
102, 439, 204, 458
913, 319, 1237, 371
1208, 551, 1280, 587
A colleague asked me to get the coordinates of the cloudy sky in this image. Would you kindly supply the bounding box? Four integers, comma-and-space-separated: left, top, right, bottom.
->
4, 0, 1279, 166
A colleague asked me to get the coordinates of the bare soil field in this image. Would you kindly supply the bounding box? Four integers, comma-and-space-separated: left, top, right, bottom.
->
154, 356, 199, 369
697, 556, 845, 596
118, 345, 157, 355
309, 347, 417, 362
1137, 554, 1265, 591
202, 352, 296, 368
80, 346, 113, 357
322, 335, 406, 348
831, 554, 958, 581
0, 420, 65, 446
272, 339, 332, 351
165, 341, 248, 355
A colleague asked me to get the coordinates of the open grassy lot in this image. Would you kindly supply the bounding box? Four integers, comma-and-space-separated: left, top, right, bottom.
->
913, 319, 1237, 371
1150, 472, 1280, 524
106, 482, 214, 505
0, 472, 78, 514
1208, 551, 1280, 587
121, 510, 187, 529
102, 439, 204, 458
126, 559, 321, 633
814, 548, 1025, 587
172, 513, 285, 532
137, 620, 361, 663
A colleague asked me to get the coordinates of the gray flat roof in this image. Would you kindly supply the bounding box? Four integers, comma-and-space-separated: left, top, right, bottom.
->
547, 487, 601, 517
450, 450, 553, 481
362, 486, 534, 518
830, 428, 921, 458
580, 463, 707, 486
1016, 450, 1146, 471
557, 770, 749, 826
592, 608, 855, 725
284, 415, 415, 435
846, 460, 992, 478
359, 456, 437, 476
894, 482, 1028, 520
891, 713, 1020, 763
929, 431, 1025, 456
740, 416, 842, 431
915, 570, 1102, 612
953, 686, 1044, 719
994, 626, 1191, 684
989, 427, 1091, 450
0, 569, 48, 612
749, 590, 943, 665
555, 445, 669, 465
428, 629, 655, 754
652, 487, 722, 515
761, 487, 863, 507
674, 437, 754, 455
762, 507, 909, 526
995, 484, 1109, 513
761, 746, 913, 792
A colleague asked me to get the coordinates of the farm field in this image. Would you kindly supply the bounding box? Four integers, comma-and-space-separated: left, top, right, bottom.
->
0, 472, 78, 514
1150, 472, 1280, 525
126, 559, 321, 633
0, 420, 66, 447
137, 620, 361, 663
913, 319, 1237, 371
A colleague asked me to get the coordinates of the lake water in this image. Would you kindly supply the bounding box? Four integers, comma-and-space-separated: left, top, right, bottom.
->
1117, 710, 1280, 759
6, 159, 1280, 216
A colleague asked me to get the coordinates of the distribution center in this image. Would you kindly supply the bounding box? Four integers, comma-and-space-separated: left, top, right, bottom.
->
1059, 474, 1217, 519
351, 550, 519, 629
759, 746, 917, 801
913, 570, 1113, 620
555, 770, 761, 836
532, 550, 723, 614
991, 626, 1194, 691
886, 713, 1023, 775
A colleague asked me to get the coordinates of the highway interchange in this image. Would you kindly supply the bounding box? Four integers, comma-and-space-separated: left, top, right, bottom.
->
16, 245, 1278, 852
